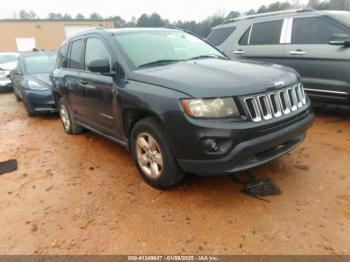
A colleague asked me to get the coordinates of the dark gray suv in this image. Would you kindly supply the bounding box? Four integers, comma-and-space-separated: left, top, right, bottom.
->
208, 9, 350, 110
52, 28, 313, 189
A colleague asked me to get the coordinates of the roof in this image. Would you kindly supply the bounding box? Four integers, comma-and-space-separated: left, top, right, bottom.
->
69, 27, 181, 38
106, 27, 181, 34
222, 8, 315, 24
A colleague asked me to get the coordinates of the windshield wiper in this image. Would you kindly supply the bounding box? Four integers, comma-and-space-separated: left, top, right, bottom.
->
138, 59, 183, 68
186, 54, 228, 61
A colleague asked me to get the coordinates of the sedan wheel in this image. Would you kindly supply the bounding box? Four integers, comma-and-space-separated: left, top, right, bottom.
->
136, 132, 163, 179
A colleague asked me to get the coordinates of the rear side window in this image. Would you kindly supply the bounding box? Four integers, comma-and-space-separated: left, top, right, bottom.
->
56, 43, 68, 68
249, 20, 283, 45
207, 26, 236, 46
67, 39, 84, 70
291, 16, 348, 44
239, 27, 251, 45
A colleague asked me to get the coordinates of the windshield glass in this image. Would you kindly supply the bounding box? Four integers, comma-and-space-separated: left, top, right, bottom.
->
24, 53, 57, 74
113, 31, 223, 68
0, 54, 18, 64
333, 13, 350, 28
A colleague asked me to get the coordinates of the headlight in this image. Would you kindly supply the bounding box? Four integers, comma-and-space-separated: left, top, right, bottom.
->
181, 97, 239, 118
27, 80, 48, 90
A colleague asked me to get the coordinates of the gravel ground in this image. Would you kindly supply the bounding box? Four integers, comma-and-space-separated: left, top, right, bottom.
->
0, 93, 349, 255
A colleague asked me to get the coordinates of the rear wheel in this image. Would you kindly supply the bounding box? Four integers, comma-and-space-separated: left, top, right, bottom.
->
58, 98, 84, 135
130, 117, 185, 189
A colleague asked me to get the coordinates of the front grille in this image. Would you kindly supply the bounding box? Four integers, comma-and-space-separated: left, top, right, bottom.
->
243, 83, 307, 123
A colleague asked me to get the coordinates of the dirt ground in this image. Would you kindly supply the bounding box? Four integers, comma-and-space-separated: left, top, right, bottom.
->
0, 92, 349, 255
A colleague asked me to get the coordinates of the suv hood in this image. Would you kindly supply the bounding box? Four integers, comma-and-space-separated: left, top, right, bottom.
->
130, 59, 299, 98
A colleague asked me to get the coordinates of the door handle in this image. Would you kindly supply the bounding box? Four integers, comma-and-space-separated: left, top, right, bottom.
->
289, 50, 306, 55
79, 79, 88, 85
233, 50, 245, 55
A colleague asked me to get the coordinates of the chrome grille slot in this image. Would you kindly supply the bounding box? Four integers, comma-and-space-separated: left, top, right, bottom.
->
257, 95, 272, 120
244, 97, 261, 122
243, 83, 307, 123
269, 93, 282, 117
287, 88, 298, 111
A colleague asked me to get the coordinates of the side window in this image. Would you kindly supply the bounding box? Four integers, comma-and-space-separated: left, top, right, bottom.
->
291, 16, 348, 44
249, 20, 283, 45
239, 26, 251, 45
16, 59, 23, 74
207, 26, 236, 46
67, 39, 84, 70
84, 38, 112, 72
56, 43, 68, 69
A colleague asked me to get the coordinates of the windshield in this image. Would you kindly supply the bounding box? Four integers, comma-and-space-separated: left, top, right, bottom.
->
0, 54, 18, 64
332, 13, 350, 28
24, 53, 57, 74
113, 31, 223, 68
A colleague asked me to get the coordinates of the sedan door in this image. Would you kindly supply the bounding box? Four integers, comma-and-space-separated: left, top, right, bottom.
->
230, 19, 285, 65
283, 15, 350, 104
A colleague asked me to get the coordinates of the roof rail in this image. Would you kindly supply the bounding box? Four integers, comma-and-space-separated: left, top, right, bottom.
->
223, 8, 314, 24
69, 27, 105, 37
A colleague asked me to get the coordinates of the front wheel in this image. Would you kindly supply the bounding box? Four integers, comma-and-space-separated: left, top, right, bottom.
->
130, 117, 185, 189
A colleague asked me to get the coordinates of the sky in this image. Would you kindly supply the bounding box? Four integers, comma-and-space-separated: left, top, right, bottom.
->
0, 0, 308, 21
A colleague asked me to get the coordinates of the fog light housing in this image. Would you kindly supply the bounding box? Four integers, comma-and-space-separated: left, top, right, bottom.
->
203, 138, 219, 152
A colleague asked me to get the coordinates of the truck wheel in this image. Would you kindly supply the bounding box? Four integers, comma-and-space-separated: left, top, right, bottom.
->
130, 117, 185, 189
58, 98, 84, 135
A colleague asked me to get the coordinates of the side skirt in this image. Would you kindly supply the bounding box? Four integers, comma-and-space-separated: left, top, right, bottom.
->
76, 121, 128, 149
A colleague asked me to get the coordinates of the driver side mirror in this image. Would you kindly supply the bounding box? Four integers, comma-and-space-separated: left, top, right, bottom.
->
329, 34, 350, 47
87, 58, 111, 74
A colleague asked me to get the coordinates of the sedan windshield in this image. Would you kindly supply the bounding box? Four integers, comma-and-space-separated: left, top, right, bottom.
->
113, 31, 225, 68
24, 53, 57, 74
0, 54, 18, 64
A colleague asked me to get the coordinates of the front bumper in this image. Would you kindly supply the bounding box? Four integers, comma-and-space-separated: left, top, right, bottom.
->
23, 89, 57, 113
166, 106, 314, 176
0, 78, 13, 92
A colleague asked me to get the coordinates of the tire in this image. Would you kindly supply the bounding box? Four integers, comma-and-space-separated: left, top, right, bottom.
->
24, 101, 35, 116
130, 117, 185, 189
14, 92, 21, 102
58, 98, 84, 135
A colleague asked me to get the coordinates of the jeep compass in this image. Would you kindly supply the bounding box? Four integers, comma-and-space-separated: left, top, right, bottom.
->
51, 28, 314, 189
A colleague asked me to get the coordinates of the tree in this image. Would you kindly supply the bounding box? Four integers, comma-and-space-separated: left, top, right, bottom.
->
226, 11, 240, 20
75, 13, 85, 20
89, 12, 103, 20
110, 16, 126, 27
63, 13, 72, 20
47, 13, 63, 19
19, 10, 37, 19
136, 13, 167, 27
246, 9, 256, 15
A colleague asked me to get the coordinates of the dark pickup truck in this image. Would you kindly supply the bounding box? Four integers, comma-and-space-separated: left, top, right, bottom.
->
51, 28, 314, 189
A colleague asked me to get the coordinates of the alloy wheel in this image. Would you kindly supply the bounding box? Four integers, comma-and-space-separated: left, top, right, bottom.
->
135, 132, 163, 179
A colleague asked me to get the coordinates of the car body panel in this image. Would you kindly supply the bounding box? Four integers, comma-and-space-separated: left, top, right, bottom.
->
12, 52, 57, 113
209, 10, 350, 108
52, 28, 314, 176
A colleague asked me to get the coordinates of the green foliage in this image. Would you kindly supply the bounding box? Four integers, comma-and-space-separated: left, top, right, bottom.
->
9, 0, 350, 37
